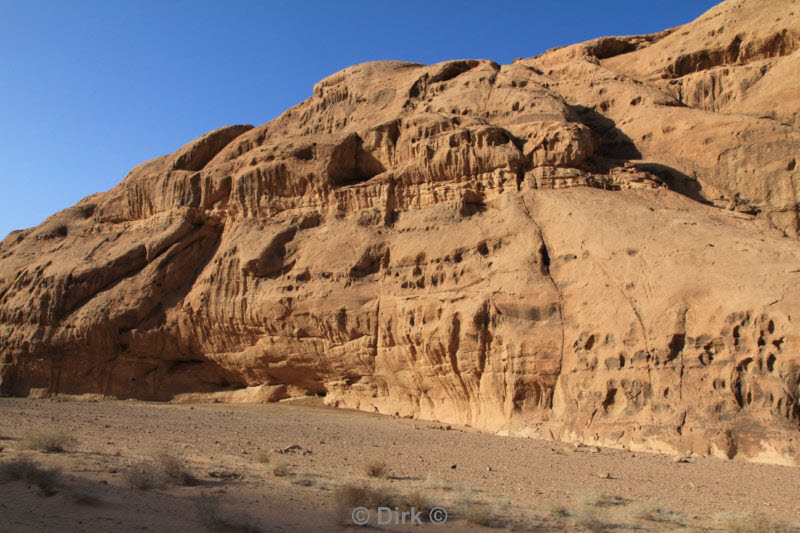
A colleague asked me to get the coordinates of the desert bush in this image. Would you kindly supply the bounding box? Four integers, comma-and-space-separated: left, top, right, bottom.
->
461, 500, 501, 527
271, 460, 291, 477
549, 504, 571, 519
123, 462, 163, 490
153, 450, 197, 485
20, 430, 76, 453
725, 512, 792, 533
254, 451, 271, 464
124, 451, 197, 490
569, 494, 626, 532
363, 459, 387, 478
399, 489, 434, 516
194, 493, 262, 533
291, 475, 315, 487
581, 493, 628, 508
335, 482, 392, 516
334, 481, 437, 524
450, 488, 503, 527
634, 504, 684, 525
422, 474, 454, 492
571, 505, 612, 533
0, 457, 61, 495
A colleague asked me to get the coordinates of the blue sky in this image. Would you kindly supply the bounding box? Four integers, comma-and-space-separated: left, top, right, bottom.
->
0, 0, 719, 238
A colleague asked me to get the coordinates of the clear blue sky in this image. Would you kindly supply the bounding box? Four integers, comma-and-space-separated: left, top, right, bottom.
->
0, 0, 719, 238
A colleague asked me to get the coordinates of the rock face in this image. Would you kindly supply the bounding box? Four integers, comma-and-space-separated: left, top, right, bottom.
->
1, 0, 799, 464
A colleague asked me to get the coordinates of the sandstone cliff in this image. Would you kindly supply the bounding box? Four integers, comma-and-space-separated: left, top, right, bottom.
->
1, 0, 799, 464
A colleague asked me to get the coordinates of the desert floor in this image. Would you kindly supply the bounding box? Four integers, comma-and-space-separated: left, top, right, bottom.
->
0, 396, 797, 532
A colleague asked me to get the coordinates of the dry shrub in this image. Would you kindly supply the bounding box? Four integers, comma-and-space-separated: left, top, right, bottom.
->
124, 451, 197, 490
123, 462, 163, 490
549, 504, 571, 519
634, 504, 684, 525
254, 451, 271, 464
334, 482, 392, 517
271, 460, 291, 477
725, 512, 792, 533
153, 450, 198, 485
569, 494, 626, 532
582, 493, 628, 508
363, 459, 387, 478
334, 481, 435, 524
422, 474, 454, 492
461, 501, 501, 527
20, 430, 76, 453
194, 493, 262, 533
0, 457, 61, 495
291, 475, 314, 487
451, 488, 504, 528
571, 505, 612, 533
401, 489, 435, 516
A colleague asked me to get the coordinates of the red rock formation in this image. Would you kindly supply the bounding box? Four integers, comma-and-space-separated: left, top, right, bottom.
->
1, 0, 799, 464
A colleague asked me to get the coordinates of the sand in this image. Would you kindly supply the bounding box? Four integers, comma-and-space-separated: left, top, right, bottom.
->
0, 397, 797, 532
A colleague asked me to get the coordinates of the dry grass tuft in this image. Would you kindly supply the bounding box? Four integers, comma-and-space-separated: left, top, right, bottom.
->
153, 450, 198, 486
566, 494, 626, 532
461, 501, 503, 527
422, 474, 454, 492
335, 482, 389, 514
123, 462, 163, 490
0, 457, 61, 495
254, 451, 271, 464
271, 460, 291, 477
724, 512, 793, 533
549, 504, 571, 519
291, 475, 315, 487
571, 505, 613, 533
582, 493, 629, 508
451, 488, 504, 528
194, 493, 262, 533
633, 504, 684, 525
400, 489, 435, 516
363, 459, 387, 478
124, 451, 197, 490
334, 481, 435, 524
20, 430, 76, 453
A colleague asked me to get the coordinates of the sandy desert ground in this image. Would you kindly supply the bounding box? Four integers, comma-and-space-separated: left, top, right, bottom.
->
0, 397, 797, 532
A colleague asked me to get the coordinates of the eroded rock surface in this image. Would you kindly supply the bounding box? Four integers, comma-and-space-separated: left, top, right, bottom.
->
1, 0, 799, 464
